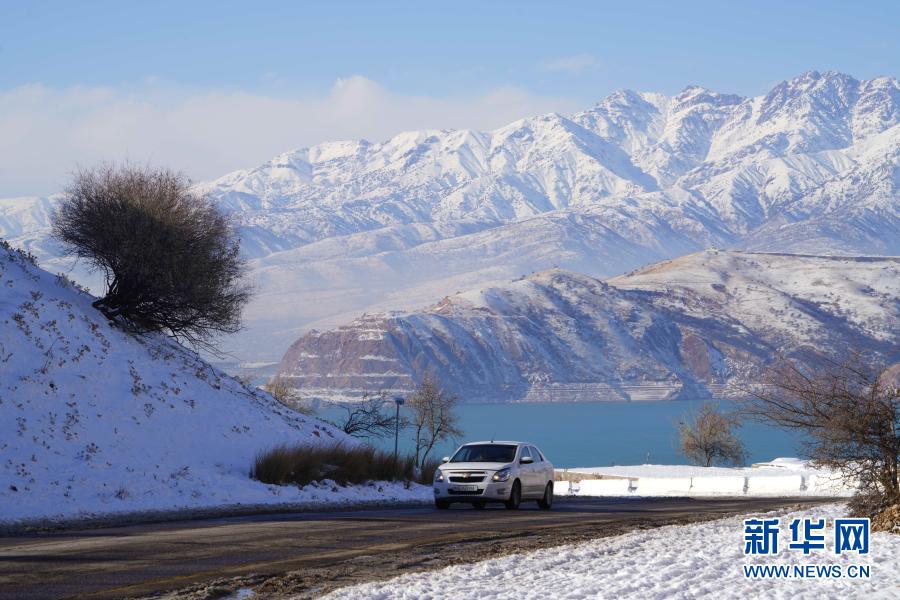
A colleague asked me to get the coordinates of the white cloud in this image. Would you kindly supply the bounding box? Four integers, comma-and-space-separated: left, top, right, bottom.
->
536, 53, 598, 74
0, 77, 578, 196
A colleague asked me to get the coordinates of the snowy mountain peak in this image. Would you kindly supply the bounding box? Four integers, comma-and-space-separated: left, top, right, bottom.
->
672, 85, 742, 108
192, 70, 897, 238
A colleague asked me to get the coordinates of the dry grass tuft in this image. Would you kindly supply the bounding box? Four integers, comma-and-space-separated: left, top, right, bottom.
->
252, 442, 439, 487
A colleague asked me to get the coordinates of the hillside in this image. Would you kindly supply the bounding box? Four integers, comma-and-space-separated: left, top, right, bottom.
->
276, 251, 899, 403
2, 70, 898, 362
0, 244, 424, 523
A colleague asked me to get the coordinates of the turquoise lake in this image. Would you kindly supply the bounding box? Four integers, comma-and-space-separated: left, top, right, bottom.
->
315, 399, 802, 468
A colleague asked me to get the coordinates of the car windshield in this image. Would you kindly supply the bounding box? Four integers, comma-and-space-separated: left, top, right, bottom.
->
450, 444, 517, 463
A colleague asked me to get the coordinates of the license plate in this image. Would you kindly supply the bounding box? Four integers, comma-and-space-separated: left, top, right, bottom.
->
452, 485, 477, 492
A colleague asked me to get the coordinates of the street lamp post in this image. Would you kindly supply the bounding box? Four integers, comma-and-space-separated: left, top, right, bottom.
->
393, 396, 405, 461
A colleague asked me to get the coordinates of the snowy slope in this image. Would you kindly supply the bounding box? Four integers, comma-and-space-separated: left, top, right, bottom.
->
320, 504, 900, 600
0, 244, 426, 522
1, 70, 898, 361
276, 251, 899, 403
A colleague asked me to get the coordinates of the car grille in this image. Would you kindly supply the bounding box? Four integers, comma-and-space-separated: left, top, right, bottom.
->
448, 473, 486, 483
448, 488, 484, 495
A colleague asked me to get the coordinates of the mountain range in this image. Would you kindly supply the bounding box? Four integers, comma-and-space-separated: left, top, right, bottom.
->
275, 251, 899, 402
1, 70, 897, 365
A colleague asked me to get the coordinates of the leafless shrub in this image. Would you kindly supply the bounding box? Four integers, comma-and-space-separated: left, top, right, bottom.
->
744, 355, 899, 516
334, 391, 402, 439
265, 375, 293, 403
679, 402, 747, 467
51, 164, 251, 353
407, 376, 462, 470
265, 375, 315, 415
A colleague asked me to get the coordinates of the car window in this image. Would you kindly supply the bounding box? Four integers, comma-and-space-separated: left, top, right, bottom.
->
529, 446, 543, 462
520, 446, 532, 462
450, 444, 517, 463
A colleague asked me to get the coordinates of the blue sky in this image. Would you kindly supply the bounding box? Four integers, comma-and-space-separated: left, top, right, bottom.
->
1, 0, 898, 194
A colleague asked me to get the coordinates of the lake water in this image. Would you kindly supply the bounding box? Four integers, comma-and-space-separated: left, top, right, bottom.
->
315, 399, 802, 468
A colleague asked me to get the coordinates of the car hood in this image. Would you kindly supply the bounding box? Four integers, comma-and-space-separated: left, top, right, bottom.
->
438, 462, 511, 471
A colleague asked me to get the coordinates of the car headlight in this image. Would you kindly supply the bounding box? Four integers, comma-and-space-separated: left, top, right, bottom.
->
492, 468, 511, 482
434, 471, 444, 482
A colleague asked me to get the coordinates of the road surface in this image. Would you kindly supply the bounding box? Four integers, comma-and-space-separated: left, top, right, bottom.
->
0, 497, 836, 599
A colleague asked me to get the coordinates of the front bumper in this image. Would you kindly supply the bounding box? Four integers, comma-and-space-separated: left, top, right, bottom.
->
433, 479, 510, 500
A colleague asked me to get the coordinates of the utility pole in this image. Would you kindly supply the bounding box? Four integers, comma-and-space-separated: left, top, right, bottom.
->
393, 396, 405, 460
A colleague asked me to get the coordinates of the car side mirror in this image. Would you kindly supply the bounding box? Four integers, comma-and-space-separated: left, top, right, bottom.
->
520, 456, 534, 464
441, 456, 450, 463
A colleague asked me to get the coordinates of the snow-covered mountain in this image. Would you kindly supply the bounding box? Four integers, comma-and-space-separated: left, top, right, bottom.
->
276, 251, 900, 403
0, 243, 426, 522
2, 71, 898, 361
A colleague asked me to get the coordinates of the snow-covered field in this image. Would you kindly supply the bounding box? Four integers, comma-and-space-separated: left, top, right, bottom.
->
557, 458, 855, 498
0, 245, 428, 524
321, 504, 900, 599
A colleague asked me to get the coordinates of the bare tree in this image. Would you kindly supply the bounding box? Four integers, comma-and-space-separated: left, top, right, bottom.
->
334, 391, 400, 439
407, 377, 463, 469
744, 356, 899, 515
679, 402, 747, 467
265, 375, 315, 415
265, 375, 293, 404
51, 164, 250, 352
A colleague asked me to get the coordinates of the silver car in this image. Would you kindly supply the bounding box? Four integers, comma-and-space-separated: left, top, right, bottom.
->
433, 441, 555, 510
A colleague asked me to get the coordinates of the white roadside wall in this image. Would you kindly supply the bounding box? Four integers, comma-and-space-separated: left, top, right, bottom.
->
555, 459, 855, 498
631, 477, 692, 495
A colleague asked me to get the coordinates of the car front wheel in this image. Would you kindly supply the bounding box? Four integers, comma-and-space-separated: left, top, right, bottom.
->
435, 499, 450, 510
505, 480, 522, 510
537, 482, 553, 510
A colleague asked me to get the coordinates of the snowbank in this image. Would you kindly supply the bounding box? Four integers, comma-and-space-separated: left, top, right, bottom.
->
0, 246, 427, 523
321, 504, 900, 599
555, 459, 855, 498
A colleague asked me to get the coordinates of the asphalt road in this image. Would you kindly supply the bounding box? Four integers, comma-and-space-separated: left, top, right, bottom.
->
0, 496, 836, 599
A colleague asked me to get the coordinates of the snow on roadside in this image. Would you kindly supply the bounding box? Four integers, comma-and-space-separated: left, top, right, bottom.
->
320, 504, 900, 600
556, 458, 854, 498
563, 458, 816, 478
2, 479, 431, 525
